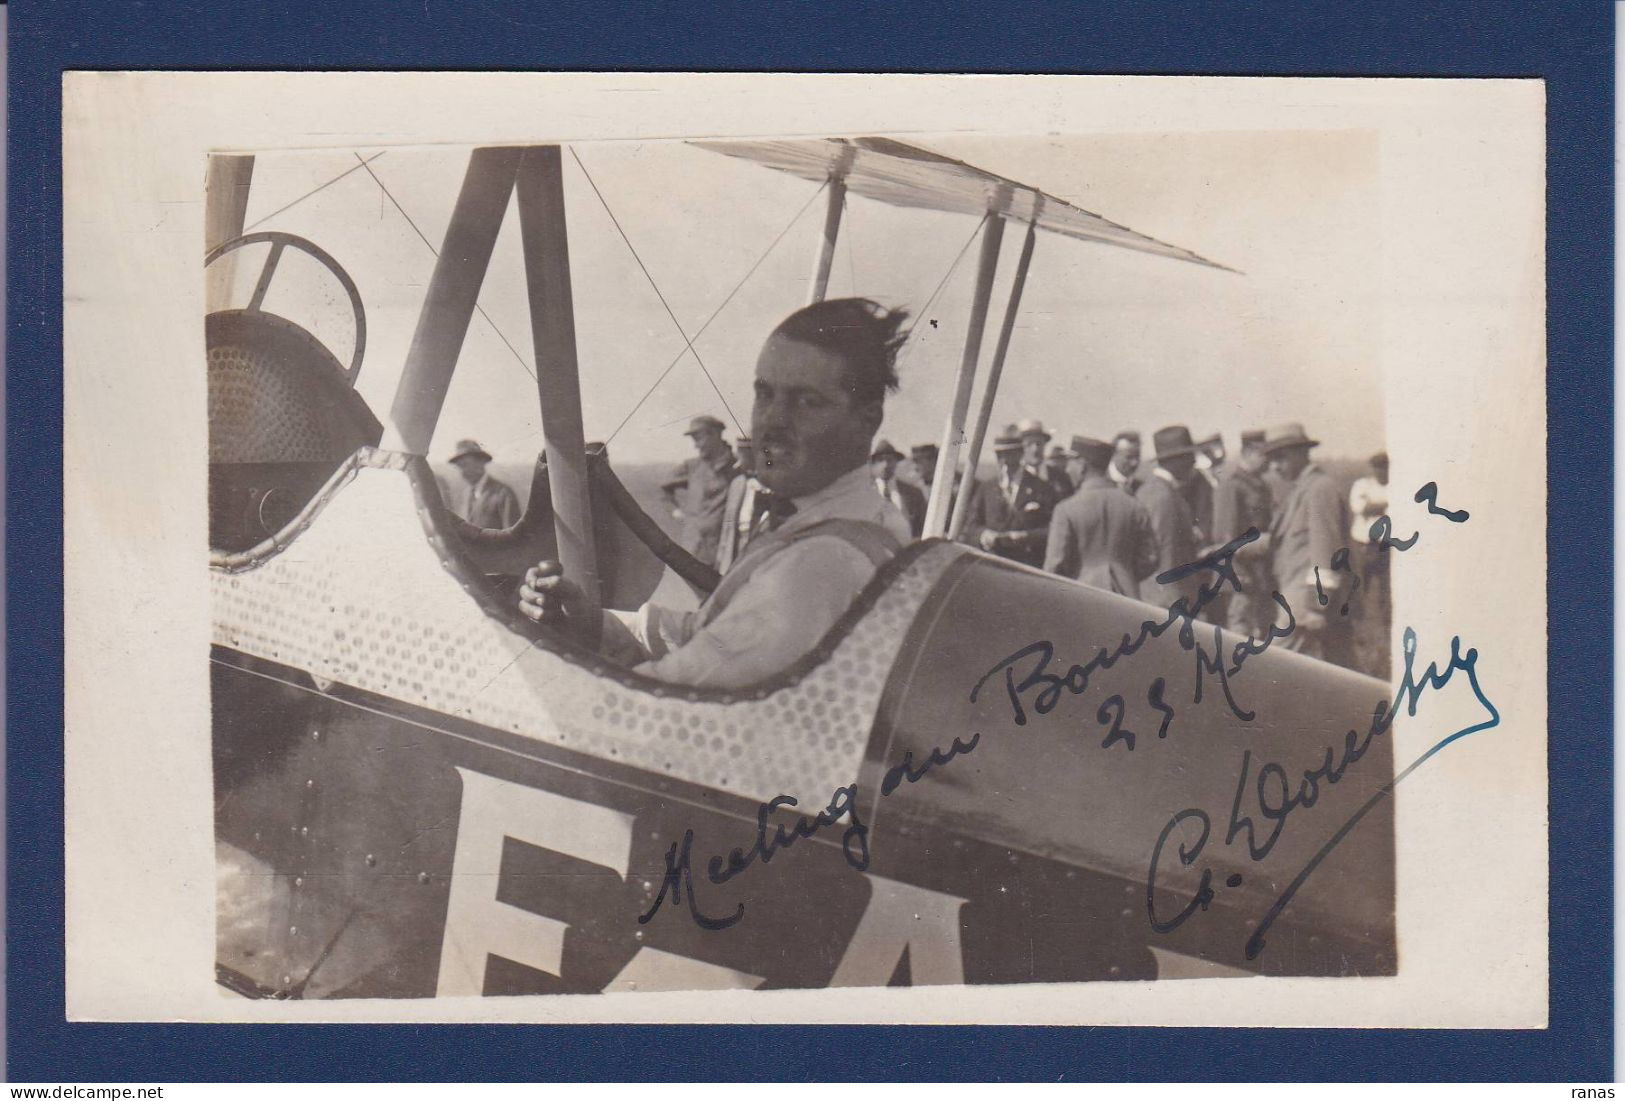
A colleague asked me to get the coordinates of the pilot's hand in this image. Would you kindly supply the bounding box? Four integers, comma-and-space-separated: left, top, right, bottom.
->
978, 530, 1000, 551
518, 560, 590, 625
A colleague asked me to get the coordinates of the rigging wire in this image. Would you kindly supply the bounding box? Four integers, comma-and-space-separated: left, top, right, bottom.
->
568, 147, 747, 439
599, 178, 830, 448
241, 151, 388, 233
895, 212, 991, 370
353, 153, 539, 382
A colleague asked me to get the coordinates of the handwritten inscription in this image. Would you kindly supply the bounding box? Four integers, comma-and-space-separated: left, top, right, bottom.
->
640, 484, 1483, 969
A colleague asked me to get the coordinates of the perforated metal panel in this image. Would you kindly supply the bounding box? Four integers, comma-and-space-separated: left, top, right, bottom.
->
207, 310, 381, 465
212, 454, 961, 804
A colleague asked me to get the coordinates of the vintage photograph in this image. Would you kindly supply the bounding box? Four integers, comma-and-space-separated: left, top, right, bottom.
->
207, 131, 1401, 998
63, 72, 1546, 1026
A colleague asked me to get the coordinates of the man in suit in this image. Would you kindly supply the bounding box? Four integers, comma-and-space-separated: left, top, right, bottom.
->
870, 439, 926, 538
1135, 425, 1203, 609
1265, 422, 1355, 667
1017, 418, 1072, 500
447, 439, 522, 530
1044, 435, 1157, 596
959, 425, 1056, 568
1209, 429, 1276, 637
660, 414, 739, 569
1108, 430, 1144, 496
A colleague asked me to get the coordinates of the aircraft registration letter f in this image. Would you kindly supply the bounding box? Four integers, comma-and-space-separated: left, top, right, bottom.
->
435, 767, 636, 997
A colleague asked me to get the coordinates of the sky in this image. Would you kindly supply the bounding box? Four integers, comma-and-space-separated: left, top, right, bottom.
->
219, 129, 1383, 470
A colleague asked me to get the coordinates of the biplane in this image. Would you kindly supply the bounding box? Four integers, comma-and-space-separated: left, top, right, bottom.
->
208, 137, 1395, 998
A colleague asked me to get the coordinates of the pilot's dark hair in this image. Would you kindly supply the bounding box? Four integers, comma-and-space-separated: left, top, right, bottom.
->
770, 297, 911, 406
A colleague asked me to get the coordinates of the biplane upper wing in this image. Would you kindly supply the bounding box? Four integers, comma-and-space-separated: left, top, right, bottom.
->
692, 136, 1235, 271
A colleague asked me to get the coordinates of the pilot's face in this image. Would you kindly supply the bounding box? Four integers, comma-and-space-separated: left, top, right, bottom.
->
752, 333, 881, 499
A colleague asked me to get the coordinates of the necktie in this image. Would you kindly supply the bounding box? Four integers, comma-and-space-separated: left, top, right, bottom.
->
755, 493, 797, 535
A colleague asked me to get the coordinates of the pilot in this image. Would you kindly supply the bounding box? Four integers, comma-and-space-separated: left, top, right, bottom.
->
519, 298, 914, 688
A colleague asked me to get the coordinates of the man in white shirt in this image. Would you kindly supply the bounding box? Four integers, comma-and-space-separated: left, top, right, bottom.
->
518, 298, 913, 689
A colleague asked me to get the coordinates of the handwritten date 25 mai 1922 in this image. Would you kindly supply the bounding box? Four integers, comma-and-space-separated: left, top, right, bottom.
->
640, 482, 1496, 965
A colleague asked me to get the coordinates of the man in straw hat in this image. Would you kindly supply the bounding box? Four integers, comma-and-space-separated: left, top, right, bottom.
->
1209, 429, 1276, 637
1264, 422, 1354, 666
959, 424, 1057, 568
870, 438, 926, 538
446, 438, 522, 531
1134, 425, 1204, 609
1044, 435, 1157, 596
521, 298, 912, 688
659, 413, 739, 569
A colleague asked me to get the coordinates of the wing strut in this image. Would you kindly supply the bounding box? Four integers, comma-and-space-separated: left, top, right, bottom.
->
921, 208, 1005, 538
204, 154, 255, 313
806, 146, 855, 304
516, 146, 603, 632
949, 215, 1038, 541
381, 145, 602, 635
383, 146, 522, 455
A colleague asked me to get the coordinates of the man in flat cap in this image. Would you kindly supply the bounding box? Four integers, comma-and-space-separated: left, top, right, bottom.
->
1108, 430, 1144, 496
1265, 422, 1354, 666
660, 413, 739, 569
959, 425, 1058, 567
521, 298, 912, 688
871, 439, 926, 538
1135, 425, 1204, 609
1044, 435, 1157, 595
446, 439, 522, 530
1209, 429, 1275, 637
